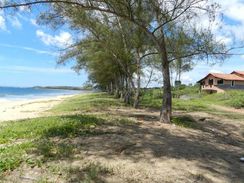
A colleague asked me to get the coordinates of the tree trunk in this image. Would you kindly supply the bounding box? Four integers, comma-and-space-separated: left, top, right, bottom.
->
124, 77, 130, 104
159, 36, 172, 123
133, 51, 141, 108
109, 82, 114, 95
114, 81, 120, 98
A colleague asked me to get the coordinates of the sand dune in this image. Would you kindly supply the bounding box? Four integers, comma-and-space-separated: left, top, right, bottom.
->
0, 95, 74, 122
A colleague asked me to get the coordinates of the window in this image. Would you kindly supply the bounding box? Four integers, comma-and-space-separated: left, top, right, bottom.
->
217, 79, 224, 85
231, 81, 235, 87
208, 79, 213, 85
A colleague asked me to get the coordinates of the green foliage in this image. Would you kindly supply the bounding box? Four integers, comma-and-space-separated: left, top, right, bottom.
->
81, 81, 93, 90
140, 89, 162, 109
172, 85, 200, 98
222, 90, 244, 108
2, 0, 231, 124
171, 116, 199, 129
0, 142, 34, 172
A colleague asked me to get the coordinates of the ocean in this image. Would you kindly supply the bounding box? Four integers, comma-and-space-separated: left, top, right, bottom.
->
0, 87, 86, 100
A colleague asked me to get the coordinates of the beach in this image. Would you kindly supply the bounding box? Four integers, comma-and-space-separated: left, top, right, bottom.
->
0, 94, 75, 122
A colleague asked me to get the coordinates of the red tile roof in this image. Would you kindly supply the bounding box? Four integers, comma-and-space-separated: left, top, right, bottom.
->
231, 71, 244, 76
198, 72, 244, 83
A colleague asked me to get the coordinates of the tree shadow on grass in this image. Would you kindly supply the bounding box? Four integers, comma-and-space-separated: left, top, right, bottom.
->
28, 114, 243, 182
29, 115, 132, 162
66, 162, 112, 183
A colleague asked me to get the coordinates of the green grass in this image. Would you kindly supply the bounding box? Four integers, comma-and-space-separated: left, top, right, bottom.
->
0, 142, 34, 172
1, 90, 243, 176
171, 115, 199, 129
0, 115, 103, 173
172, 85, 200, 98
0, 115, 105, 144
51, 93, 125, 113
0, 113, 134, 173
141, 88, 244, 120
141, 88, 244, 110
220, 90, 244, 108
0, 93, 133, 174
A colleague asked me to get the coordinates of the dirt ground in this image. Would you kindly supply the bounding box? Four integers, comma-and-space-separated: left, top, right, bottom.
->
2, 106, 244, 183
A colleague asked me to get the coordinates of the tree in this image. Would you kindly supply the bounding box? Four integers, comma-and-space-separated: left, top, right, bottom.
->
1, 0, 229, 123
55, 9, 148, 106
173, 59, 193, 84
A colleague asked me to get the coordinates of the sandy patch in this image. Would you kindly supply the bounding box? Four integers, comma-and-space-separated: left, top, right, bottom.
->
0, 95, 75, 122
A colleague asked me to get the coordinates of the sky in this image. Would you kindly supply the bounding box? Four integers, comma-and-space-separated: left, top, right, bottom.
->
0, 6, 87, 87
0, 1, 244, 87
178, 0, 244, 85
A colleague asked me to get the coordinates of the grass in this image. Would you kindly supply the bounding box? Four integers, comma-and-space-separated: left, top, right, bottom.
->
0, 93, 134, 175
0, 115, 104, 144
0, 142, 34, 172
66, 162, 112, 183
171, 115, 199, 129
51, 93, 125, 113
141, 87, 244, 110
0, 115, 102, 174
0, 112, 133, 174
141, 87, 244, 121
1, 90, 243, 179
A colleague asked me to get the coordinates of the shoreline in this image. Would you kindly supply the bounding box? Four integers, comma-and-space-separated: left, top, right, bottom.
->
0, 94, 77, 122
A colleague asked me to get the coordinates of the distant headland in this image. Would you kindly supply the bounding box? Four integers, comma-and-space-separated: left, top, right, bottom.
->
33, 86, 87, 91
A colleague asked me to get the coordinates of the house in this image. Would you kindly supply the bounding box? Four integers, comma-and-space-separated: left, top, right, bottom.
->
197, 71, 244, 93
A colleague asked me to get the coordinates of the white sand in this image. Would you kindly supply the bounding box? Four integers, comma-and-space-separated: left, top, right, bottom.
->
0, 95, 75, 122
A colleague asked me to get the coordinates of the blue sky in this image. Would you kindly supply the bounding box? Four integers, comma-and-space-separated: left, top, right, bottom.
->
0, 1, 244, 87
180, 0, 244, 84
0, 9, 87, 87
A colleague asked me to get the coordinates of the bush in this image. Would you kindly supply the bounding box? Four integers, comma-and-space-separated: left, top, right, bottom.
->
225, 90, 244, 109
172, 85, 199, 98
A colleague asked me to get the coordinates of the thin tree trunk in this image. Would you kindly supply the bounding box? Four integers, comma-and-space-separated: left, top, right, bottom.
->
134, 50, 141, 108
124, 77, 130, 104
120, 76, 124, 99
110, 82, 114, 95
159, 36, 172, 123
114, 80, 120, 98
145, 69, 153, 88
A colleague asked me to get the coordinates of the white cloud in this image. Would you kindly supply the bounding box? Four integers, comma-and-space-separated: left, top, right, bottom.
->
209, 69, 223, 73
0, 15, 6, 31
30, 18, 38, 26
36, 30, 74, 48
190, 1, 244, 45
0, 43, 58, 56
0, 11, 22, 31
215, 35, 232, 44
0, 66, 73, 74
240, 55, 244, 59
214, 0, 244, 42
18, 6, 31, 12
10, 17, 22, 29
181, 74, 193, 84
0, 7, 6, 31
220, 0, 244, 23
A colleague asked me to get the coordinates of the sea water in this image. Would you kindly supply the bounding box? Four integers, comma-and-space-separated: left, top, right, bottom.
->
0, 87, 86, 100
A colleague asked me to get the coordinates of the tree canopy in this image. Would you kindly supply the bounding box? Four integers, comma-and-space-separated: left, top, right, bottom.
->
0, 0, 230, 123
